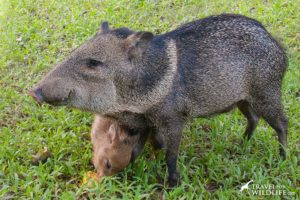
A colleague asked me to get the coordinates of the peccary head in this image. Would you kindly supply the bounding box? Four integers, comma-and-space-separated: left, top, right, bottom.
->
91, 115, 139, 178
29, 22, 157, 114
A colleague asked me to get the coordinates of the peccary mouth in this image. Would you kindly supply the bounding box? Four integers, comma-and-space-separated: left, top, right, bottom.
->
47, 89, 75, 106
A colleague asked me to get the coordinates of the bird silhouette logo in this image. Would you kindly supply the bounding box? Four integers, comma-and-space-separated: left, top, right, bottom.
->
240, 180, 254, 192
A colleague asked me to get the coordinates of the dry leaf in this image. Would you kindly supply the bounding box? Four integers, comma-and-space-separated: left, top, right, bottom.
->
82, 171, 99, 186
32, 147, 53, 165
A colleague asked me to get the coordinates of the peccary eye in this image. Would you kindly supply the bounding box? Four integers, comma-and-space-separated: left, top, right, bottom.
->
104, 159, 111, 169
86, 59, 103, 68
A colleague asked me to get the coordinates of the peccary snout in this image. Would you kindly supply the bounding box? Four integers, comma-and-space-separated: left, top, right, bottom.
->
29, 79, 74, 105
28, 88, 44, 103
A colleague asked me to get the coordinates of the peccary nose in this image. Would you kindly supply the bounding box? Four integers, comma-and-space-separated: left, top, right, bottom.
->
28, 88, 44, 103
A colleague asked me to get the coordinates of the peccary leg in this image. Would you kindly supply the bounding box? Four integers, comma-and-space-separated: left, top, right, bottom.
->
166, 149, 180, 187
149, 133, 164, 150
237, 101, 259, 140
130, 131, 149, 162
264, 113, 288, 160
159, 121, 183, 187
253, 95, 288, 159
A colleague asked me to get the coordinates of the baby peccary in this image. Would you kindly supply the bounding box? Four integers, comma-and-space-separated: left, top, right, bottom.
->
91, 115, 139, 178
30, 14, 288, 187
91, 115, 161, 179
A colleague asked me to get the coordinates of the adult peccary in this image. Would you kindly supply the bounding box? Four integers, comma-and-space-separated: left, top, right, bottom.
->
30, 14, 288, 187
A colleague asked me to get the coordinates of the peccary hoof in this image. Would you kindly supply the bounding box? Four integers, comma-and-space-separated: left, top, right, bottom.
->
167, 172, 180, 188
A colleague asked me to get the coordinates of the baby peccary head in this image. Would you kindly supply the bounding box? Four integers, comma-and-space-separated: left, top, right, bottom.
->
29, 22, 155, 113
91, 115, 139, 178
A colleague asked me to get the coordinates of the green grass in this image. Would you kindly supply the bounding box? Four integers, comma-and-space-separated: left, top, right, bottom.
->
0, 0, 299, 199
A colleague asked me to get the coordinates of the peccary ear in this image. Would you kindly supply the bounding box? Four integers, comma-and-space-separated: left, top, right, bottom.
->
98, 21, 110, 34
108, 123, 118, 144
125, 31, 154, 59
108, 123, 130, 144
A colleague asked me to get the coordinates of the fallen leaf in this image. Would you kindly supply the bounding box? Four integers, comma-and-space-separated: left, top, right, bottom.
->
32, 147, 53, 165
82, 171, 99, 186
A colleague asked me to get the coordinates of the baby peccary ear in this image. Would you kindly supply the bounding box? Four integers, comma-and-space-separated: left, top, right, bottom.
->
107, 123, 129, 144
98, 21, 110, 34
125, 31, 154, 59
108, 123, 118, 144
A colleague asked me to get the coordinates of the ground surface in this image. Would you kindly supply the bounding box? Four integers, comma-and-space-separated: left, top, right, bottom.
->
0, 0, 299, 199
